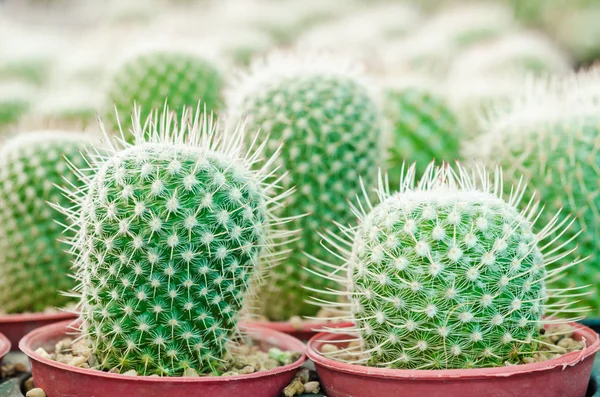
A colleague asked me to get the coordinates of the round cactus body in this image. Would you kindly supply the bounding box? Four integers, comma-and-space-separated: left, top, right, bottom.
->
464, 71, 600, 315
384, 81, 462, 188
106, 51, 223, 139
310, 163, 580, 369
63, 108, 287, 376
229, 53, 383, 321
0, 131, 92, 313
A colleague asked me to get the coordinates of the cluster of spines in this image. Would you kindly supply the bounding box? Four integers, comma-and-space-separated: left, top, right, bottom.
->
308, 163, 584, 369
59, 106, 294, 376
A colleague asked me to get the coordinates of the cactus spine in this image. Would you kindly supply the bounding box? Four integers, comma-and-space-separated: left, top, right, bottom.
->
60, 107, 291, 376
0, 131, 92, 313
464, 69, 600, 315
310, 163, 581, 369
228, 52, 383, 320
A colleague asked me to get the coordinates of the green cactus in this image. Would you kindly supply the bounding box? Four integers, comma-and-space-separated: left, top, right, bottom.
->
105, 51, 223, 139
60, 107, 290, 376
464, 70, 600, 315
228, 52, 383, 321
0, 131, 92, 313
383, 79, 462, 189
311, 163, 579, 369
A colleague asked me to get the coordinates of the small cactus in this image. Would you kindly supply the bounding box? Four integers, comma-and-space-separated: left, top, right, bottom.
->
59, 106, 291, 376
464, 69, 600, 315
310, 163, 581, 369
228, 51, 384, 320
0, 131, 93, 313
383, 77, 462, 189
105, 50, 224, 139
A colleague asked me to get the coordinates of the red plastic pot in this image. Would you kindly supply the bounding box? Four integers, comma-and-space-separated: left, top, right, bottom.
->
242, 320, 354, 341
0, 332, 10, 364
0, 311, 77, 351
307, 322, 600, 397
20, 320, 307, 397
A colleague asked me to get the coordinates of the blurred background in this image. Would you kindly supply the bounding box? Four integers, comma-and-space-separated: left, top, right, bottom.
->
0, 0, 598, 134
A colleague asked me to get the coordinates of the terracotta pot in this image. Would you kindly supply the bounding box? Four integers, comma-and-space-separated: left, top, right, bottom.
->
0, 331, 10, 364
0, 311, 77, 351
20, 320, 306, 397
307, 322, 600, 397
242, 320, 353, 341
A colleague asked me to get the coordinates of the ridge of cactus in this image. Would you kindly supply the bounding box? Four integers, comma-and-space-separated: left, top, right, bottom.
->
57, 105, 294, 376
227, 50, 384, 320
0, 130, 94, 313
307, 162, 584, 369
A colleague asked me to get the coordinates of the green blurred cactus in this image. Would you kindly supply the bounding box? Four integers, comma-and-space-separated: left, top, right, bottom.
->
0, 131, 92, 313
106, 51, 223, 139
60, 107, 289, 376
228, 52, 383, 321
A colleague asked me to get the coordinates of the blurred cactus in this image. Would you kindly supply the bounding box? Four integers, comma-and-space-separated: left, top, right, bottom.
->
0, 131, 92, 313
228, 51, 383, 321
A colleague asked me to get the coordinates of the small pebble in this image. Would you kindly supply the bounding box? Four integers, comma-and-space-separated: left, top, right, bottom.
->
122, 369, 137, 376
68, 355, 88, 367
303, 381, 320, 394
296, 368, 310, 383
26, 388, 46, 397
283, 376, 304, 397
34, 348, 51, 359
321, 344, 339, 354
14, 363, 28, 373
24, 377, 35, 392
183, 368, 199, 377
239, 365, 254, 374
289, 316, 303, 330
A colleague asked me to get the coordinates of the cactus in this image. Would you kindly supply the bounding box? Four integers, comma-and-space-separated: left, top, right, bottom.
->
59, 106, 290, 376
383, 78, 462, 189
228, 51, 383, 320
464, 70, 600, 315
0, 131, 92, 313
105, 50, 224, 139
310, 163, 580, 369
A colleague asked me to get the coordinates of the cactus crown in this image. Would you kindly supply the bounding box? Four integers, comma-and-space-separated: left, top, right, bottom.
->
58, 106, 293, 376
464, 68, 600, 315
228, 50, 383, 321
309, 163, 584, 369
0, 130, 92, 313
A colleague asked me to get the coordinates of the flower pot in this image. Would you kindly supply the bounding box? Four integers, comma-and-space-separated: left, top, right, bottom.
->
307, 322, 600, 397
0, 332, 10, 364
20, 320, 307, 397
0, 311, 77, 351
241, 320, 354, 341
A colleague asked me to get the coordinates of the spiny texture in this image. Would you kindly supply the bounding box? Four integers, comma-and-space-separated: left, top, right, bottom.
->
311, 164, 579, 369
384, 83, 462, 189
464, 70, 600, 315
62, 108, 289, 376
0, 131, 92, 313
106, 51, 223, 139
228, 52, 383, 320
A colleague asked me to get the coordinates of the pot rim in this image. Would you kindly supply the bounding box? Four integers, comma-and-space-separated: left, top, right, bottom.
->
0, 310, 76, 324
306, 322, 600, 380
0, 331, 10, 358
241, 320, 354, 333
20, 320, 307, 383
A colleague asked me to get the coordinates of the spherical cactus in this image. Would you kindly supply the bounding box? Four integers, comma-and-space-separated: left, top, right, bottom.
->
105, 50, 224, 139
60, 107, 290, 376
0, 131, 93, 313
463, 69, 600, 315
383, 77, 462, 189
228, 51, 384, 320
311, 163, 580, 369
